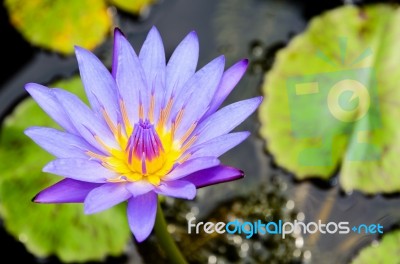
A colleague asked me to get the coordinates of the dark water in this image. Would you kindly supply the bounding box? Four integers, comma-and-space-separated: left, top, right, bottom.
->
1, 0, 400, 263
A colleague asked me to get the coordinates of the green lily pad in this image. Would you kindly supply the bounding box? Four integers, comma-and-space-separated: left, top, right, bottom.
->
108, 0, 155, 15
0, 77, 131, 262
259, 4, 400, 194
351, 230, 400, 264
4, 0, 111, 54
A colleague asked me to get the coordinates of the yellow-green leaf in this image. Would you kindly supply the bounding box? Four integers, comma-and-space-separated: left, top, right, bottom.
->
108, 0, 155, 15
0, 77, 131, 262
4, 0, 112, 54
351, 230, 400, 264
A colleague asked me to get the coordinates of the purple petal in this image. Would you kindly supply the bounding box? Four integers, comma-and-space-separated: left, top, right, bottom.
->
127, 192, 157, 242
203, 59, 249, 119
126, 181, 154, 197
194, 97, 262, 145
139, 26, 166, 123
187, 132, 250, 159
25, 127, 96, 159
84, 183, 131, 214
75, 46, 119, 124
164, 157, 220, 181
164, 31, 199, 107
155, 180, 196, 199
182, 165, 244, 188
112, 28, 148, 123
25, 83, 77, 133
43, 158, 117, 183
172, 56, 225, 141
33, 178, 100, 203
52, 88, 118, 151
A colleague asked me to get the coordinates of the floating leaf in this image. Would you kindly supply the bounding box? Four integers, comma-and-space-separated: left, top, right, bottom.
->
0, 77, 131, 262
108, 0, 155, 15
259, 4, 400, 193
351, 230, 400, 264
4, 0, 112, 54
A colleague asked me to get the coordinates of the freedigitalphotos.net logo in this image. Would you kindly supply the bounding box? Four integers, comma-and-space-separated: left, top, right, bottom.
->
286, 38, 381, 166
188, 217, 384, 239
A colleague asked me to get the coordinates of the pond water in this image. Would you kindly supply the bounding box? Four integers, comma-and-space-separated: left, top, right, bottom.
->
0, 0, 399, 263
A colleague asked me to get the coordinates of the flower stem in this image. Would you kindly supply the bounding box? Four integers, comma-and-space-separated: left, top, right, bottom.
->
154, 200, 187, 264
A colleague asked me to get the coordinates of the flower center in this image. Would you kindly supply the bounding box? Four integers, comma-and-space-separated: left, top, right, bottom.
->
125, 119, 164, 174
90, 117, 182, 186
125, 120, 164, 165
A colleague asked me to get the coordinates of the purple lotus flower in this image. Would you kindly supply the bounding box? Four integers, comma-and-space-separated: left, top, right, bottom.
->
25, 27, 262, 242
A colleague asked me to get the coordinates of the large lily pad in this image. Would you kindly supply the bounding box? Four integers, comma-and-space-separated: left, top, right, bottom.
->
259, 4, 400, 193
351, 230, 400, 264
0, 77, 131, 262
4, 0, 111, 54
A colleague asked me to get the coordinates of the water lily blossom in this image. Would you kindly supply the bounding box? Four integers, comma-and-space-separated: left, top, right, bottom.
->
25, 27, 262, 242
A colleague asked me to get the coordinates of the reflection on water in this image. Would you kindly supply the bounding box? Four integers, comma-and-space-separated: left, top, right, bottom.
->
214, 0, 304, 65
139, 178, 302, 264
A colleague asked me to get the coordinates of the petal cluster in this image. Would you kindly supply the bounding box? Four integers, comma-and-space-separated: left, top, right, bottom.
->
26, 27, 262, 242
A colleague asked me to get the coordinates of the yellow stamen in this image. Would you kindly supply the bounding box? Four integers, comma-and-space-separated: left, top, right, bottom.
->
107, 176, 126, 183
178, 153, 191, 163
180, 123, 197, 145
171, 122, 176, 137
164, 98, 173, 121
181, 135, 198, 153
116, 123, 127, 147
102, 108, 117, 134
86, 151, 107, 161
149, 95, 155, 123
94, 135, 111, 152
102, 162, 116, 171
174, 109, 185, 130
158, 98, 174, 130
139, 104, 144, 120
129, 173, 143, 181
148, 175, 161, 185
120, 100, 132, 135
